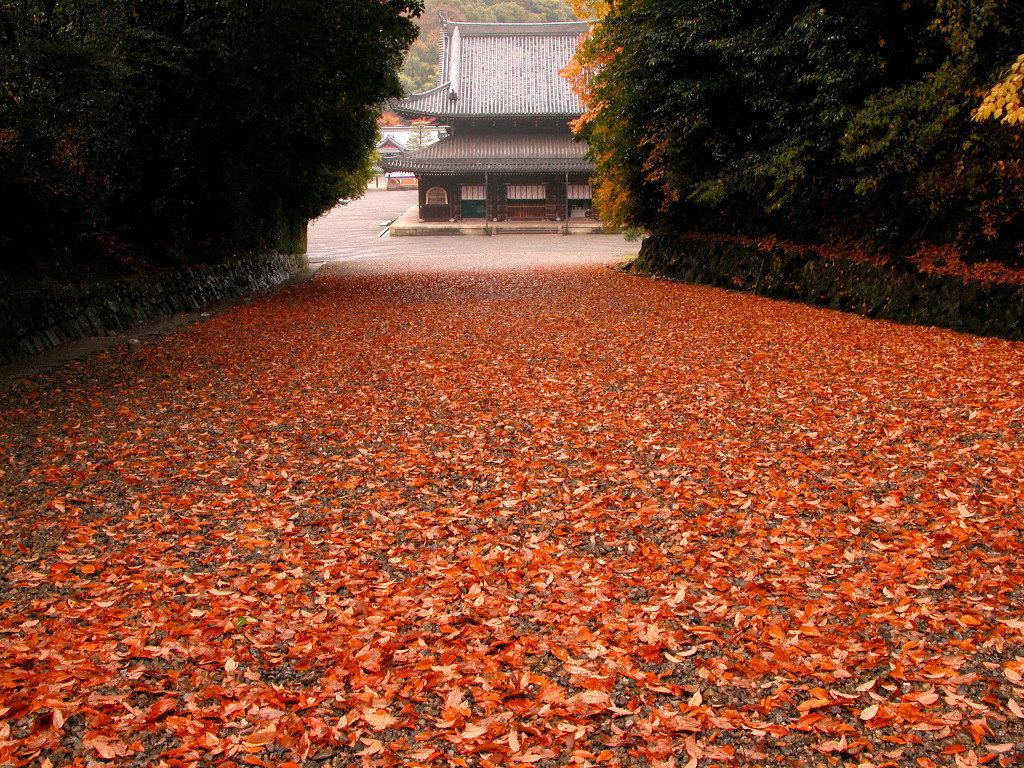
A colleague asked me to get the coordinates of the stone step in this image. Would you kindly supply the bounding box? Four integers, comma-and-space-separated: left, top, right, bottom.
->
493, 224, 563, 234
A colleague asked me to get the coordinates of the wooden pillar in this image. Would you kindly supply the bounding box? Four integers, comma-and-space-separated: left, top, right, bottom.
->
484, 172, 491, 236
564, 172, 570, 235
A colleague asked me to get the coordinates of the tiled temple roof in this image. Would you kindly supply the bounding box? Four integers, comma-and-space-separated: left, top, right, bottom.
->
380, 134, 594, 173
393, 19, 590, 119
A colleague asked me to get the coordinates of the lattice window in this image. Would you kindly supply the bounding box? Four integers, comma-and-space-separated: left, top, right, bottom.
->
567, 184, 592, 200
461, 185, 486, 200
507, 184, 546, 201
425, 187, 448, 205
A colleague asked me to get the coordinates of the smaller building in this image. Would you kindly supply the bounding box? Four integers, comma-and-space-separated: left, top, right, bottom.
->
385, 171, 418, 190
376, 135, 408, 162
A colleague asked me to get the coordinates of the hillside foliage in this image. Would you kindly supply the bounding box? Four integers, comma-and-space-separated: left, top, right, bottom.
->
401, 0, 578, 94
570, 0, 1024, 267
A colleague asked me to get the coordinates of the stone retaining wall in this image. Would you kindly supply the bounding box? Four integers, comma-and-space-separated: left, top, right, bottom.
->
637, 233, 1024, 341
1, 252, 308, 366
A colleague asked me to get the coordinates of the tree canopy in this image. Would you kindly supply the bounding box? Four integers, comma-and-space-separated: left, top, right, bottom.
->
570, 0, 1024, 264
1, 0, 422, 281
975, 53, 1024, 125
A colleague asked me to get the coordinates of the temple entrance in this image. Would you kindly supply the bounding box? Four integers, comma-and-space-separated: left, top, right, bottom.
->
460, 184, 486, 218
568, 183, 593, 218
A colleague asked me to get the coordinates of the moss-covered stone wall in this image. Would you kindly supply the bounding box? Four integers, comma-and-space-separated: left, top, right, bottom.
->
636, 233, 1024, 341
0, 252, 308, 367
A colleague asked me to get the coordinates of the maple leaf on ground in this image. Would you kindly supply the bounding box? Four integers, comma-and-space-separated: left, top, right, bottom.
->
2, 258, 1023, 767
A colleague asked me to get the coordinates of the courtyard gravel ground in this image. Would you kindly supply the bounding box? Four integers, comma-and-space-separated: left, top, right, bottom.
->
1, 213, 1023, 767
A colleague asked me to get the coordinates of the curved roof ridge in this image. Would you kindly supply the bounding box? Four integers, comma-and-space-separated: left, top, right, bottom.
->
404, 82, 452, 99
380, 133, 594, 174
442, 19, 591, 35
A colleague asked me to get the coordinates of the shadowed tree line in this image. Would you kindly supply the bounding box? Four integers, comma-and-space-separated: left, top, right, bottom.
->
0, 0, 422, 283
567, 0, 1024, 267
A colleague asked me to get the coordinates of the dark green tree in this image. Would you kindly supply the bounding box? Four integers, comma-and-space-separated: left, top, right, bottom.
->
0, 0, 120, 276
575, 0, 1024, 260
104, 0, 423, 255
1, 0, 422, 279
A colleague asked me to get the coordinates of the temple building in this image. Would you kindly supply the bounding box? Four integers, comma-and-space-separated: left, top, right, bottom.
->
382, 18, 595, 226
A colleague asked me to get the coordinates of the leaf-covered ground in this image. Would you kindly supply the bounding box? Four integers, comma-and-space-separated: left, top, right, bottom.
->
1, 262, 1023, 768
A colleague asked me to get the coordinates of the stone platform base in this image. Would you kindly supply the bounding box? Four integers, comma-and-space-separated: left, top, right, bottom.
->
388, 205, 610, 236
